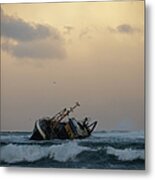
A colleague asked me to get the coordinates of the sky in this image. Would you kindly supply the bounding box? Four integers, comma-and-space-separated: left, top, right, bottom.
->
1, 1, 144, 131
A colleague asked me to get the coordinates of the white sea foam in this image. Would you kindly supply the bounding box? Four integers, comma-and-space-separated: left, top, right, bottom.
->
1, 144, 49, 163
1, 141, 92, 164
49, 141, 91, 162
106, 146, 144, 161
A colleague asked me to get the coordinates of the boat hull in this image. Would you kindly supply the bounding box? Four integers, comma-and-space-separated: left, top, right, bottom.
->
30, 118, 97, 140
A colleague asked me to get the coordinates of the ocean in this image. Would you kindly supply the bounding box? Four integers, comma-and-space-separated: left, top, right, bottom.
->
0, 131, 145, 170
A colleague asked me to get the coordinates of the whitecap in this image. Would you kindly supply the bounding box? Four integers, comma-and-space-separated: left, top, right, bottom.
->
106, 146, 144, 161
1, 141, 93, 164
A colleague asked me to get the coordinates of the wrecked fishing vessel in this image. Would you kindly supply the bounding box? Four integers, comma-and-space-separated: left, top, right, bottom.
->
30, 102, 97, 140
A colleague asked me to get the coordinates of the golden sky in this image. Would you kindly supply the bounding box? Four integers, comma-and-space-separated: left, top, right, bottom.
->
1, 1, 144, 131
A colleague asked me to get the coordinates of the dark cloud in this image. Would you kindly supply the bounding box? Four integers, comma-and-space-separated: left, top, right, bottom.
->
117, 24, 135, 33
1, 8, 60, 42
2, 39, 66, 60
64, 26, 74, 35
108, 24, 140, 34
1, 8, 66, 60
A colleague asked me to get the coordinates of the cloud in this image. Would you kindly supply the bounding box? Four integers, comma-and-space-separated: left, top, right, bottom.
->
79, 27, 92, 40
2, 38, 66, 60
63, 26, 74, 35
117, 24, 137, 33
1, 8, 60, 42
1, 8, 66, 60
108, 24, 140, 34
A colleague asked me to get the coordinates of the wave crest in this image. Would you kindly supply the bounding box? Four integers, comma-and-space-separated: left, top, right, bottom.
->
1, 142, 92, 164
106, 146, 144, 161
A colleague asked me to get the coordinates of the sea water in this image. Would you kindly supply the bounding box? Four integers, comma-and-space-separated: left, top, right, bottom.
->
0, 131, 145, 169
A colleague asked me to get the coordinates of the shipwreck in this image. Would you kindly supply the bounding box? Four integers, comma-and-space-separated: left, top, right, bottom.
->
30, 102, 97, 140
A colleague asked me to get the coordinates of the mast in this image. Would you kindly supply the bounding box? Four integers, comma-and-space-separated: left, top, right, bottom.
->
50, 102, 80, 128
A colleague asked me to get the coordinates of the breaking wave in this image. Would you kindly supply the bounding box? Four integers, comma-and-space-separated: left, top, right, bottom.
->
106, 146, 144, 161
0, 131, 145, 169
1, 142, 93, 164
